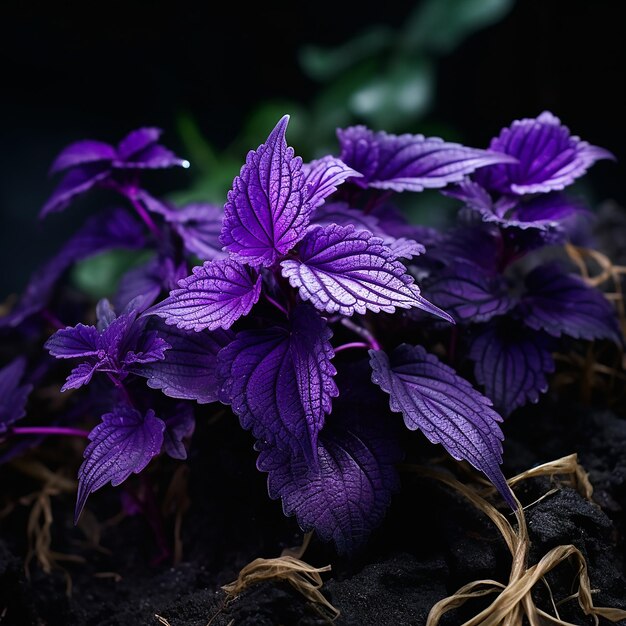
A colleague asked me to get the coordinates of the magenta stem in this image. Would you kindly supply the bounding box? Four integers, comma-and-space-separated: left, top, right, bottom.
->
123, 191, 162, 241
334, 341, 370, 354
340, 318, 382, 351
11, 426, 90, 438
265, 293, 288, 316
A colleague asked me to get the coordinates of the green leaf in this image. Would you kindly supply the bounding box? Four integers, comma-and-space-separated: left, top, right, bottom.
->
71, 250, 152, 300
176, 112, 219, 177
401, 0, 514, 55
348, 59, 434, 131
300, 26, 393, 82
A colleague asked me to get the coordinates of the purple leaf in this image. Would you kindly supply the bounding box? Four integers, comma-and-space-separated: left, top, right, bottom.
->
116, 128, 162, 160
162, 404, 195, 460
452, 180, 585, 234
424, 261, 515, 323
148, 259, 262, 332
123, 330, 170, 365
519, 262, 622, 343
46, 299, 171, 391
75, 406, 165, 522
1, 208, 144, 329
0, 358, 33, 433
62, 362, 99, 392
256, 409, 401, 554
219, 305, 338, 462
369, 345, 515, 509
165, 203, 227, 261
220, 116, 309, 267
281, 223, 449, 319
337, 125, 516, 192
49, 140, 116, 175
310, 203, 425, 259
474, 111, 615, 195
302, 156, 361, 210
132, 323, 232, 404
40, 163, 111, 218
469, 322, 555, 416
45, 324, 101, 359
116, 256, 189, 312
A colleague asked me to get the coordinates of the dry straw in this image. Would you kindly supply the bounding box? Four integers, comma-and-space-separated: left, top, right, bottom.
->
404, 454, 626, 626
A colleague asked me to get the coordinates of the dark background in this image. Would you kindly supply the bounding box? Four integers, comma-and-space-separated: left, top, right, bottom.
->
0, 0, 624, 296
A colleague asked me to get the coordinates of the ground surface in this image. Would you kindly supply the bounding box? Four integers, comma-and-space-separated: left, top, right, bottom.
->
1, 400, 625, 626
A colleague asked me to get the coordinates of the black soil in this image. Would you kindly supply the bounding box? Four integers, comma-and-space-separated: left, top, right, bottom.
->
1, 401, 626, 626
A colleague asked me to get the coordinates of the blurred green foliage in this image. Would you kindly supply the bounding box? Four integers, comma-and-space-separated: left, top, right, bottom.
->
173, 0, 512, 208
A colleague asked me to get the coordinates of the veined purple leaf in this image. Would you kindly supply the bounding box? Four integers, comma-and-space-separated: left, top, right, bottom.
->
75, 406, 165, 522
474, 111, 615, 195
469, 322, 555, 416
166, 203, 226, 261
116, 256, 188, 312
45, 324, 101, 359
337, 125, 516, 192
1, 209, 144, 328
219, 305, 338, 462
221, 116, 309, 267
49, 140, 116, 175
369, 345, 515, 509
281, 224, 449, 319
132, 322, 233, 404
452, 180, 585, 233
256, 409, 401, 554
162, 404, 195, 460
0, 358, 33, 434
310, 203, 425, 259
302, 156, 361, 210
148, 259, 262, 332
62, 362, 99, 392
519, 262, 622, 344
424, 261, 515, 323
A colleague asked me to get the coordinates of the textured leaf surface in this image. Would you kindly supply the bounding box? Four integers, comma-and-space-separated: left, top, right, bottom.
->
149, 259, 261, 332
369, 345, 514, 508
469, 322, 555, 416
337, 125, 516, 192
310, 203, 425, 259
166, 203, 226, 261
281, 224, 447, 318
133, 323, 232, 404
256, 409, 401, 554
219, 305, 337, 461
75, 406, 165, 521
221, 116, 309, 266
302, 156, 361, 210
474, 111, 614, 195
424, 261, 515, 322
519, 263, 622, 343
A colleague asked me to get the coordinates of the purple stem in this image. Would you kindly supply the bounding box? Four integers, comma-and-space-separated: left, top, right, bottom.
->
117, 186, 162, 241
340, 318, 382, 351
11, 426, 90, 438
41, 309, 66, 330
334, 341, 370, 354
106, 373, 135, 407
264, 293, 289, 317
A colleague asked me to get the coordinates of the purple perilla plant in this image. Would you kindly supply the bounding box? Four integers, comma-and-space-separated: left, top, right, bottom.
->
5, 112, 616, 555
417, 112, 621, 416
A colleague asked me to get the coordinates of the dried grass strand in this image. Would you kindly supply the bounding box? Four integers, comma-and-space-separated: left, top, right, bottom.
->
407, 455, 626, 626
222, 555, 339, 621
